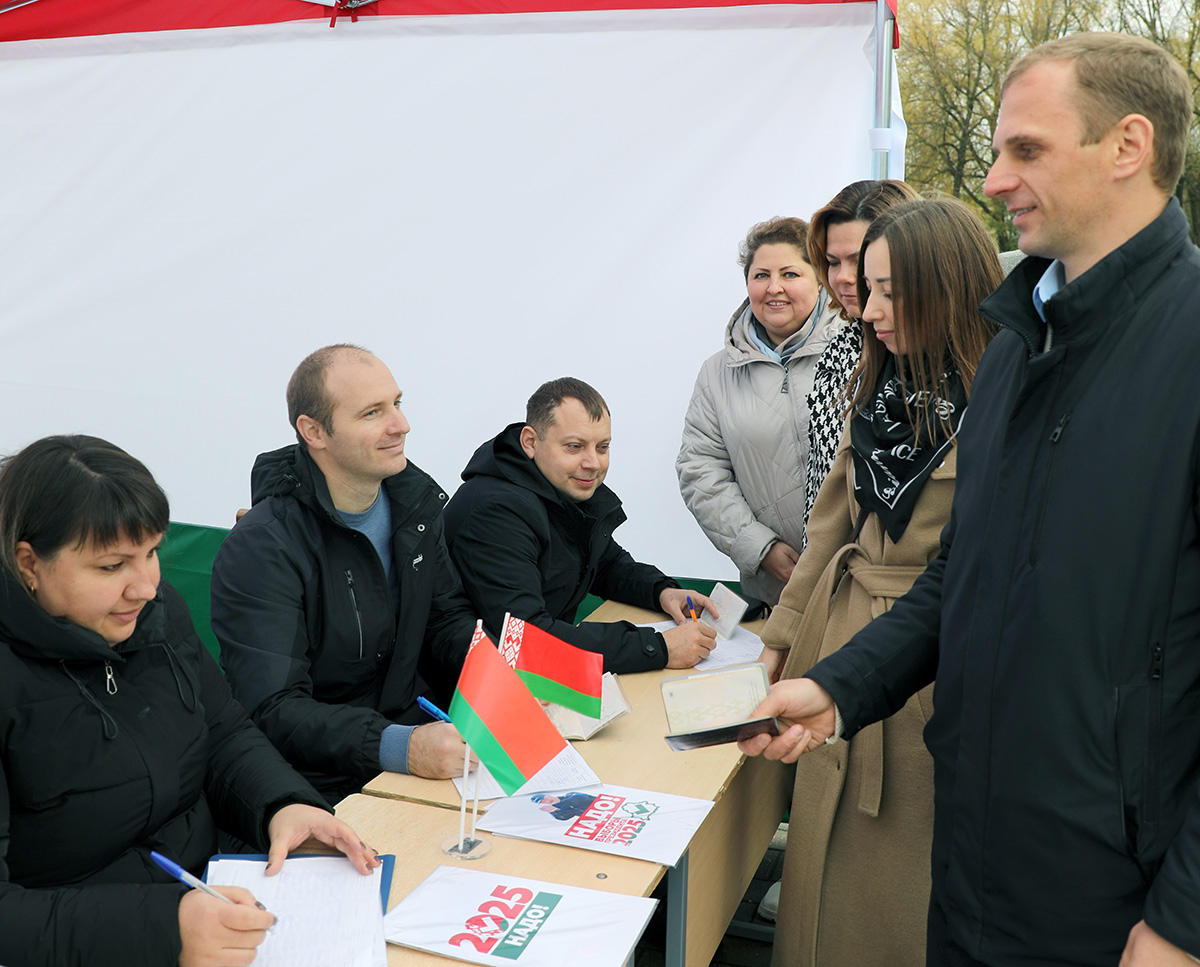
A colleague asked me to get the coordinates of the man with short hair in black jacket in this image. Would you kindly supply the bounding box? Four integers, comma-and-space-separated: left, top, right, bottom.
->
444, 377, 717, 673
212, 344, 479, 804
740, 34, 1200, 966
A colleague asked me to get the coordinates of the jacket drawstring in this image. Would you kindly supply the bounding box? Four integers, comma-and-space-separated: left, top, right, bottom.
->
160, 638, 199, 712
59, 661, 119, 739
270, 470, 299, 521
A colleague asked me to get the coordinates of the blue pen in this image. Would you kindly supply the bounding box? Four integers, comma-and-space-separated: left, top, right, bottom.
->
417, 695, 452, 723
686, 595, 698, 623
151, 851, 238, 906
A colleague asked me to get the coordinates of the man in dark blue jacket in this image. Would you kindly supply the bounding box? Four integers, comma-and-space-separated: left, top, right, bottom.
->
444, 377, 717, 673
741, 34, 1200, 966
212, 345, 479, 803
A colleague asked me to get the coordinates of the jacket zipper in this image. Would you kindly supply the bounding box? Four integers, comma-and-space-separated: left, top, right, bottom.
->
1146, 644, 1164, 837
345, 569, 364, 660
1029, 411, 1071, 565
104, 661, 117, 695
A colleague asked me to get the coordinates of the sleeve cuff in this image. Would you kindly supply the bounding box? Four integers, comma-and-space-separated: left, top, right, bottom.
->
379, 723, 416, 774
825, 703, 844, 745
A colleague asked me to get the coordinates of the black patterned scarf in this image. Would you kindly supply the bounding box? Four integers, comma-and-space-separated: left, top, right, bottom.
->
850, 354, 965, 542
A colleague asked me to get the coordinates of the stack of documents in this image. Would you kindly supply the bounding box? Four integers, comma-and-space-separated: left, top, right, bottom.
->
205, 854, 391, 967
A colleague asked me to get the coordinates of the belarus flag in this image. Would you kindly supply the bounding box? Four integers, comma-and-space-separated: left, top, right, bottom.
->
449, 626, 569, 797
501, 615, 604, 720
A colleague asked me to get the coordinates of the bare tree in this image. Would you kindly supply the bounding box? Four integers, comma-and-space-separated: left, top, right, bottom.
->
900, 0, 1103, 247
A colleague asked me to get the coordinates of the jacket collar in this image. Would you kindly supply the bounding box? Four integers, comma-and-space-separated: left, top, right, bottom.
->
249, 443, 435, 533
980, 198, 1190, 354
723, 291, 840, 366
0, 569, 165, 664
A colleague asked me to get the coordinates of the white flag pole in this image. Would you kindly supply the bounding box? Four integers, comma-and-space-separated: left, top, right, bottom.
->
457, 740, 472, 850
469, 761, 483, 841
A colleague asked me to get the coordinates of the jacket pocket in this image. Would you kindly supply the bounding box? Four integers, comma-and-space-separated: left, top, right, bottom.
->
1113, 651, 1163, 866
1029, 411, 1070, 566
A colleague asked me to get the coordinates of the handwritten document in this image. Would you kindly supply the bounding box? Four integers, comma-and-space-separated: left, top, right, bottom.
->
641, 619, 764, 670
205, 855, 386, 967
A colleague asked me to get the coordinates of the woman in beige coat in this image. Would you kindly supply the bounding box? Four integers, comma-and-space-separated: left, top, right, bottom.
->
757, 198, 1003, 967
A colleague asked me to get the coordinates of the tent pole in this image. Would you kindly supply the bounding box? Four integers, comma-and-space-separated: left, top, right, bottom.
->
871, 0, 895, 179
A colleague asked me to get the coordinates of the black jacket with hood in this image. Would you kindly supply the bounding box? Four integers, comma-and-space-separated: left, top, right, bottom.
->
212, 444, 478, 803
443, 423, 678, 673
0, 576, 327, 967
804, 199, 1200, 963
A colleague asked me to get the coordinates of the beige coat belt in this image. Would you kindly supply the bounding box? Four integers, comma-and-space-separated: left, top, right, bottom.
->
836, 553, 929, 817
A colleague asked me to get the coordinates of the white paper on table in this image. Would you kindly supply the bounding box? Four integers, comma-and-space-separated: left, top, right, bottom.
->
205, 855, 386, 967
693, 624, 765, 669
452, 745, 601, 801
477, 782, 712, 866
641, 619, 764, 669
383, 865, 656, 967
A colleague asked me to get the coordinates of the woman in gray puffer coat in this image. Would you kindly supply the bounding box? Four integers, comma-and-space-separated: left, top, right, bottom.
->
676, 217, 842, 605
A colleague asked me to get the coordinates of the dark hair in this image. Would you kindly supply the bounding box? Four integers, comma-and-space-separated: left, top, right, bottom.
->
737, 217, 810, 281
1003, 32, 1191, 194
848, 198, 1002, 438
286, 343, 371, 445
525, 378, 610, 438
0, 435, 170, 587
808, 180, 920, 320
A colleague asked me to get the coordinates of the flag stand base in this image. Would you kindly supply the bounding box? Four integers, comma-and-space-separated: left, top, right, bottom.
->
440, 834, 492, 860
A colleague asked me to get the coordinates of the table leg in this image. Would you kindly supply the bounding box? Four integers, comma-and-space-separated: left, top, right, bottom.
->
664, 849, 688, 967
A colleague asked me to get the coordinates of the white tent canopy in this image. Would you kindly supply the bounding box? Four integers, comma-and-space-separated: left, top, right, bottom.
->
0, 0, 903, 581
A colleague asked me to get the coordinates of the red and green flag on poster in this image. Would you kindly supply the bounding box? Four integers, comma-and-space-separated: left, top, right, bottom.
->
500, 615, 603, 719
449, 625, 568, 797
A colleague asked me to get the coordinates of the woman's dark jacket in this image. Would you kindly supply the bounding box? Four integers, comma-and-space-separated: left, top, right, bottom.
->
0, 576, 327, 967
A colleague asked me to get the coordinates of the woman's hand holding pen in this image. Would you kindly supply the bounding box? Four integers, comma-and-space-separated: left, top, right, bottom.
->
178, 886, 274, 967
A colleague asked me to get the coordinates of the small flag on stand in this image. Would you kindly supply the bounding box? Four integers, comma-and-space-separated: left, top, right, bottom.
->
449, 626, 568, 797
501, 615, 604, 719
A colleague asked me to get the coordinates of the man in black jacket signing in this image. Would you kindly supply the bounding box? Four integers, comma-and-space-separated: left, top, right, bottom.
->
741, 34, 1200, 967
212, 344, 478, 804
444, 377, 716, 673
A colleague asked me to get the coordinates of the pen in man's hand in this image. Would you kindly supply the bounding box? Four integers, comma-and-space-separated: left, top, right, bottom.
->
417, 695, 453, 723
686, 595, 698, 623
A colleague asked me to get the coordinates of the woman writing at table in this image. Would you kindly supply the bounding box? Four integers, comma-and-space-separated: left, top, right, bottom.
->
755, 199, 1002, 967
0, 435, 379, 967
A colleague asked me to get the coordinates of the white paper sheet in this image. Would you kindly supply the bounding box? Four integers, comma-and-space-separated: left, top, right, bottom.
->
205, 856, 386, 967
697, 583, 749, 640
384, 866, 656, 967
477, 783, 712, 866
641, 619, 764, 670
453, 745, 601, 801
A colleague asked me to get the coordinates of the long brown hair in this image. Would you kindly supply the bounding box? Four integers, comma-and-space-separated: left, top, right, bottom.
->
848, 198, 1002, 438
807, 180, 919, 320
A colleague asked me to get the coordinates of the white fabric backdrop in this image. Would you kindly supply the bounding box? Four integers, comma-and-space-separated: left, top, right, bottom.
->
0, 3, 902, 580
